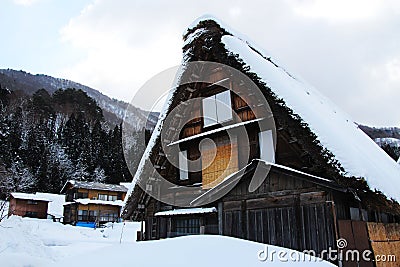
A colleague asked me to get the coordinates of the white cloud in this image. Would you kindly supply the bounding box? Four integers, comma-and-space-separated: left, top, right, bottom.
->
59, 1, 182, 102
57, 0, 400, 126
386, 58, 400, 82
350, 58, 400, 126
292, 0, 381, 22
229, 7, 242, 17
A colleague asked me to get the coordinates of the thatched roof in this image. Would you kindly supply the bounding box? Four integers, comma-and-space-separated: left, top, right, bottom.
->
122, 17, 400, 219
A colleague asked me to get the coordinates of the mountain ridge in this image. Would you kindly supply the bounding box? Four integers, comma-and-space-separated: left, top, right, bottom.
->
0, 69, 158, 130
0, 68, 397, 161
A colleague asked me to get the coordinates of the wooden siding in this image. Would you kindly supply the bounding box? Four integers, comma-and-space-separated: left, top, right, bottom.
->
367, 222, 399, 267
148, 213, 218, 239
338, 220, 374, 267
225, 169, 319, 200
222, 199, 336, 253
8, 198, 48, 219
219, 168, 338, 260
76, 204, 120, 213
77, 188, 126, 200
63, 187, 125, 225
64, 203, 121, 224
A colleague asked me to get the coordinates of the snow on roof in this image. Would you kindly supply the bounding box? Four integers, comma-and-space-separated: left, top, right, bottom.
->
67, 199, 124, 207
10, 193, 51, 202
119, 182, 132, 189
123, 58, 188, 209
259, 160, 332, 183
61, 180, 128, 193
35, 193, 65, 217
154, 207, 217, 216
220, 34, 400, 201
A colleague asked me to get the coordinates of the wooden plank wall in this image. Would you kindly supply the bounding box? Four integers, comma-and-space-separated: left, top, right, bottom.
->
77, 188, 126, 200
9, 199, 48, 219
223, 202, 336, 254
338, 220, 374, 267
367, 222, 399, 267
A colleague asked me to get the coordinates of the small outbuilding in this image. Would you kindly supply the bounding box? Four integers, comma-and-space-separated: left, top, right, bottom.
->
8, 193, 50, 219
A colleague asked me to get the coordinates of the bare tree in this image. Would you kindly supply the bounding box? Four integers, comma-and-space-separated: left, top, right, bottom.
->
0, 165, 10, 222
0, 200, 8, 222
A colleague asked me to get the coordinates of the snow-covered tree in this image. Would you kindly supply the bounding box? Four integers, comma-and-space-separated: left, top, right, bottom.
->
4, 159, 36, 193
92, 167, 107, 183
72, 158, 90, 181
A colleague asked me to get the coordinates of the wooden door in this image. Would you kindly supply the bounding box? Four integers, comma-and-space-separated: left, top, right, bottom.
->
338, 220, 374, 267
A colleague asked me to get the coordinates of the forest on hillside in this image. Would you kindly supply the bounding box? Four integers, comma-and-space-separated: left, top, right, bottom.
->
0, 86, 143, 198
359, 125, 400, 161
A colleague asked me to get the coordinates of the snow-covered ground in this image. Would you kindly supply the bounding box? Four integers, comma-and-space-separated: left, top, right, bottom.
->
0, 216, 335, 267
0, 216, 140, 266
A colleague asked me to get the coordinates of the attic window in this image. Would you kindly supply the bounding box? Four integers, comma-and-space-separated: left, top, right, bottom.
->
203, 90, 232, 127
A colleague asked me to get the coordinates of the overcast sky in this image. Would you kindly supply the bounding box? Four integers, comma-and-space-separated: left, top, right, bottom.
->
1, 0, 399, 127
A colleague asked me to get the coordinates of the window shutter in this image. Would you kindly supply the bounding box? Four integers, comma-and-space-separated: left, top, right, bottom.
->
215, 90, 232, 123
259, 130, 275, 163
203, 95, 218, 127
179, 150, 189, 180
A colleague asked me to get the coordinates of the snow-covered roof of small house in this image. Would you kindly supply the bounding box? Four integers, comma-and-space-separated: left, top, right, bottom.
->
10, 193, 51, 202
123, 17, 400, 211
60, 180, 128, 193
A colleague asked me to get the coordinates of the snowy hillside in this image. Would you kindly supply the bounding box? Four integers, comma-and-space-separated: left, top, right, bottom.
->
0, 216, 334, 267
359, 125, 400, 160
0, 69, 158, 130
374, 137, 400, 147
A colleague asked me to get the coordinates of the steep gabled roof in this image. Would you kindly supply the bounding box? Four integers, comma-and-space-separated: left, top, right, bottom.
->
123, 17, 400, 217
60, 180, 128, 193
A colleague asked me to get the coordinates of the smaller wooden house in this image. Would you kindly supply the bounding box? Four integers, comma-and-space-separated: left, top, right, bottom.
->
8, 193, 50, 219
61, 180, 128, 226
